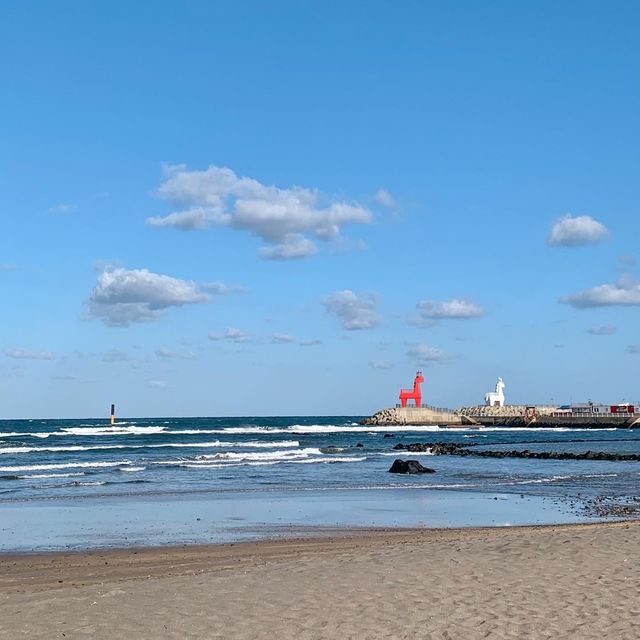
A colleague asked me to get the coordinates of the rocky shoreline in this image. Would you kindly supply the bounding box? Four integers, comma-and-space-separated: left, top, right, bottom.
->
392, 441, 640, 462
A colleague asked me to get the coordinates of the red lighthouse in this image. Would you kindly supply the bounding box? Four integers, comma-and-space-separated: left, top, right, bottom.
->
399, 371, 424, 407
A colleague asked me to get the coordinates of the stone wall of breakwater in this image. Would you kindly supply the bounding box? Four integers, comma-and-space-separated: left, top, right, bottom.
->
362, 404, 640, 428
361, 406, 463, 426
457, 405, 558, 418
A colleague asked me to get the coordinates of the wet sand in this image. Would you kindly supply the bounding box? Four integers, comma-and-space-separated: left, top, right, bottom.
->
1, 521, 638, 639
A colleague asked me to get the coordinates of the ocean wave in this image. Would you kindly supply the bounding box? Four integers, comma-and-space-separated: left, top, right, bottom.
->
0, 460, 132, 473
1, 423, 621, 439
17, 472, 87, 480
177, 447, 324, 464
515, 472, 620, 485
0, 440, 301, 455
517, 475, 572, 485
151, 447, 365, 467
0, 426, 167, 438
231, 424, 615, 434
289, 457, 366, 464
181, 456, 366, 469
60, 426, 167, 436
378, 451, 435, 456
168, 425, 449, 435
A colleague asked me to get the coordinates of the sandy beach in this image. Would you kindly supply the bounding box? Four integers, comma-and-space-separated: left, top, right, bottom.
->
1, 521, 638, 639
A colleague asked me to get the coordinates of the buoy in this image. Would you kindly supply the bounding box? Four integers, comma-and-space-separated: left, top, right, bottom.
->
110, 403, 116, 425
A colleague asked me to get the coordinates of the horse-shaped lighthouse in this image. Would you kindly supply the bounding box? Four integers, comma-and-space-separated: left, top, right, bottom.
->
485, 377, 505, 407
399, 371, 424, 408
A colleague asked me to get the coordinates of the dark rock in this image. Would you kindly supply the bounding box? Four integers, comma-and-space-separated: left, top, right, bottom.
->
320, 446, 342, 454
388, 459, 435, 474
355, 443, 364, 448
405, 443, 432, 452
383, 434, 393, 438
387, 442, 640, 462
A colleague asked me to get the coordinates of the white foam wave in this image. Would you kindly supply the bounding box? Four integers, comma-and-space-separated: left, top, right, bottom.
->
60, 426, 167, 436
378, 451, 435, 456
167, 429, 233, 435
0, 423, 622, 439
152, 447, 366, 467
288, 457, 366, 464
119, 466, 146, 472
211, 424, 613, 434
18, 472, 86, 479
187, 447, 324, 464
172, 424, 449, 435
182, 456, 366, 469
517, 475, 572, 485
518, 472, 621, 485
0, 460, 131, 472
0, 440, 301, 455
581, 473, 619, 479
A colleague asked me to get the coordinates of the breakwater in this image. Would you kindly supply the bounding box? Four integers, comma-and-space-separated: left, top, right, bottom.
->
361, 406, 464, 426
362, 405, 640, 428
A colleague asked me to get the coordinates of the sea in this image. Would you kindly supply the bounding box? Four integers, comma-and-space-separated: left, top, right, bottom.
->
1, 416, 639, 552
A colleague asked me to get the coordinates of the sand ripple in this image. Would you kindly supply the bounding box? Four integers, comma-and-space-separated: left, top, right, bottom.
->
0, 521, 638, 639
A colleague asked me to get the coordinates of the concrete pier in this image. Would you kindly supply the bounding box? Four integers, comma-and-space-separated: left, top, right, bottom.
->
361, 406, 463, 426
362, 405, 640, 428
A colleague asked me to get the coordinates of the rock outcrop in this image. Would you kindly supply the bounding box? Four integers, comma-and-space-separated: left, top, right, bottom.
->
388, 459, 435, 474
392, 442, 640, 462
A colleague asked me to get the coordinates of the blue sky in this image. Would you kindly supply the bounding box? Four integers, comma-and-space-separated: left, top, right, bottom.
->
1, 1, 639, 418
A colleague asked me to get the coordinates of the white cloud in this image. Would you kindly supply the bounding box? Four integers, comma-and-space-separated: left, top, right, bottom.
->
156, 346, 198, 359
561, 276, 640, 308
259, 233, 318, 260
322, 290, 381, 330
87, 266, 214, 326
369, 360, 393, 370
270, 333, 296, 344
5, 348, 54, 360
46, 203, 76, 215
547, 214, 609, 247
147, 165, 372, 260
208, 327, 252, 343
406, 344, 452, 365
586, 325, 617, 336
416, 298, 484, 320
373, 188, 396, 209
149, 380, 168, 389
202, 281, 247, 295
626, 345, 640, 354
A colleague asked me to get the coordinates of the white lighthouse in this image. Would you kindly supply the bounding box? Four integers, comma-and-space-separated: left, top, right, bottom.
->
485, 377, 505, 407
